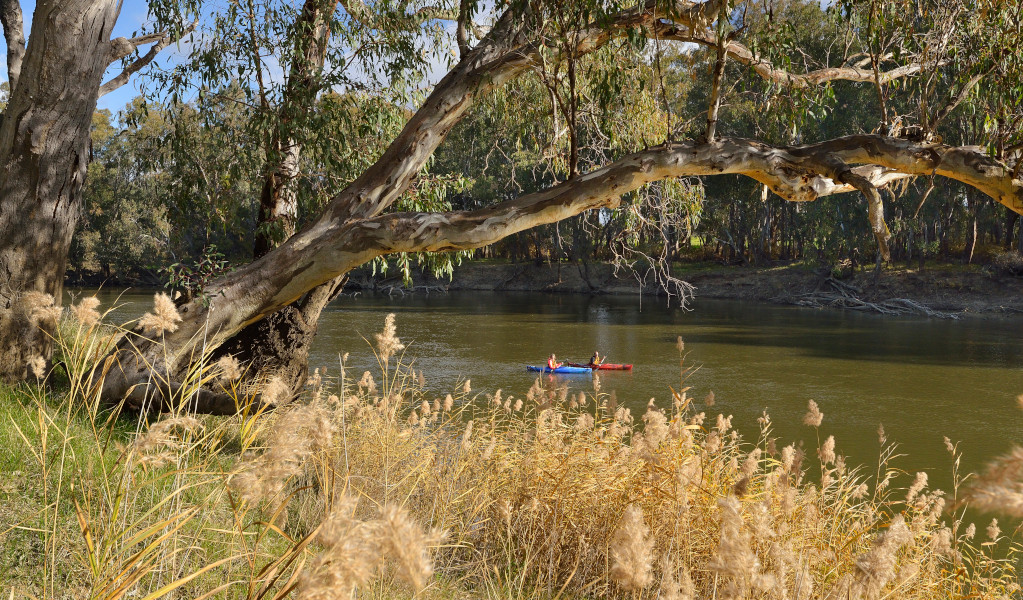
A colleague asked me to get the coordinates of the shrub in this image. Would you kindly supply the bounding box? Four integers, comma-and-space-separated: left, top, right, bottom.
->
991, 250, 1023, 276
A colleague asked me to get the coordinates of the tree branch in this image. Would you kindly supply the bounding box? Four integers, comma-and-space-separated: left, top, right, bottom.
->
99, 23, 196, 97
654, 22, 925, 89
0, 0, 25, 92
703, 1, 729, 142
339, 0, 488, 36
99, 40, 169, 97
803, 153, 892, 259
303, 137, 1023, 304
928, 69, 991, 130
455, 0, 470, 57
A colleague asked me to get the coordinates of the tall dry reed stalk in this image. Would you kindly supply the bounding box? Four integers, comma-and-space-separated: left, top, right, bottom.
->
3, 310, 1021, 599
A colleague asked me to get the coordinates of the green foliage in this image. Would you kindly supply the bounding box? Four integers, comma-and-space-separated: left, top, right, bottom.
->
71, 109, 174, 280
162, 245, 232, 306
374, 169, 476, 284
73, 0, 1023, 281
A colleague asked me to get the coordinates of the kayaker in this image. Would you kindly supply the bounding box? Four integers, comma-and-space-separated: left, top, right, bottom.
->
589, 351, 604, 366
547, 354, 563, 369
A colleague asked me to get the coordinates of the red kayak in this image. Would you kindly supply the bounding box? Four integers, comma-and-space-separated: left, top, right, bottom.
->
566, 362, 633, 371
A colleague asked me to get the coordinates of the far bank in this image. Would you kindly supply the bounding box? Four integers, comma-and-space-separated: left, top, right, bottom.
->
67, 259, 1023, 317
345, 260, 1023, 316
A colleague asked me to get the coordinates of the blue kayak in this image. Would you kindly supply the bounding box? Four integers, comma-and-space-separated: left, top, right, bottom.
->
527, 365, 593, 374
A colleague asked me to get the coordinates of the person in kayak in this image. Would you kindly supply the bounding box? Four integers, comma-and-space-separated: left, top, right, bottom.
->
589, 351, 604, 367
547, 354, 563, 370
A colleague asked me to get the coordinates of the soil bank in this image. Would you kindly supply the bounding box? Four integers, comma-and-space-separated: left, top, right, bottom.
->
346, 261, 1023, 316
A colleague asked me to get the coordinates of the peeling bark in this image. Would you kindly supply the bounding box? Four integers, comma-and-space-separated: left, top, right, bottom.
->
656, 22, 927, 89
0, 0, 122, 381
252, 0, 338, 259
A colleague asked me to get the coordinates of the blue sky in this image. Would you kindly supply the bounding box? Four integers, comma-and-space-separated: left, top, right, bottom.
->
1, 0, 472, 118
0, 0, 519, 119
0, 0, 190, 114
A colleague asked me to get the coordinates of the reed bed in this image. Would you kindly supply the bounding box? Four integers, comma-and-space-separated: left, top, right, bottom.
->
1, 303, 1020, 599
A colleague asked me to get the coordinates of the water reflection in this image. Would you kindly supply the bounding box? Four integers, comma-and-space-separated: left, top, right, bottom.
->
71, 288, 1023, 498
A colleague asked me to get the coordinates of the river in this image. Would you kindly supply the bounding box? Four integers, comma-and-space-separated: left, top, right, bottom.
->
70, 287, 1023, 498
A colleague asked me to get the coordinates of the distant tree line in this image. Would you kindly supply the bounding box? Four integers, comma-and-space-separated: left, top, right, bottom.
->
72, 18, 1023, 285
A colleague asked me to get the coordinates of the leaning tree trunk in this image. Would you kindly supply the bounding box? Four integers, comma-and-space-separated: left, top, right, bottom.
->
210, 278, 345, 397
212, 0, 344, 401
0, 0, 120, 382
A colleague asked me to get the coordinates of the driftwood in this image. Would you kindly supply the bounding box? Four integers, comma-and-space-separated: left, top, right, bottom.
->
377, 284, 449, 297
780, 276, 959, 319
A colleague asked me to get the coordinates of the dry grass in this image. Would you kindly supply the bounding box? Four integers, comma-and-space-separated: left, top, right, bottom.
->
1, 311, 1021, 599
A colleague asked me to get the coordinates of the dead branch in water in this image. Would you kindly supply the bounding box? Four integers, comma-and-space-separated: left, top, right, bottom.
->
778, 276, 960, 319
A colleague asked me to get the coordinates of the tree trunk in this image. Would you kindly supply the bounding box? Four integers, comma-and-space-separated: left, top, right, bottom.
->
210, 277, 345, 396
964, 193, 978, 264
918, 225, 927, 270
253, 145, 303, 259
216, 0, 343, 403
757, 184, 770, 262
1005, 209, 1019, 251
251, 0, 339, 260
0, 0, 120, 381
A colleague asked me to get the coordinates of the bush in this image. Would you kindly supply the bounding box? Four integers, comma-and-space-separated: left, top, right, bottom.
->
991, 251, 1023, 276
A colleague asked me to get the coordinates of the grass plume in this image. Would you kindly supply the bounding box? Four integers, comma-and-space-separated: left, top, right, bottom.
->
1, 313, 1020, 599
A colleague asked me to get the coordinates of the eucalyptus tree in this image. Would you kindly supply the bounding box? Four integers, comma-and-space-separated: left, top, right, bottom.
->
70, 108, 176, 280
72, 94, 265, 280
149, 0, 469, 395
0, 0, 193, 380
0, 0, 1021, 408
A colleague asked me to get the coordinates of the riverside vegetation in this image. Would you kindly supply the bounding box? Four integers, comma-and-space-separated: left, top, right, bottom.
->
2, 296, 1022, 599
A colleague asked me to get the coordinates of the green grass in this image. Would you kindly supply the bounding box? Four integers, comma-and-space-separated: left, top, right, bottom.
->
2, 311, 1022, 599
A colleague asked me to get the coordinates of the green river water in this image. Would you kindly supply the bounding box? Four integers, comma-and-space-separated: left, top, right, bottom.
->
73, 288, 1023, 502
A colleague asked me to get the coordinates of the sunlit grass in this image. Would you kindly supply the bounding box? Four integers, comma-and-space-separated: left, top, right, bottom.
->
1, 307, 1020, 599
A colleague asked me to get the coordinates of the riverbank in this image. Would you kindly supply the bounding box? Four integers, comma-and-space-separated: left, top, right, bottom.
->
3, 317, 1019, 598
347, 260, 1023, 316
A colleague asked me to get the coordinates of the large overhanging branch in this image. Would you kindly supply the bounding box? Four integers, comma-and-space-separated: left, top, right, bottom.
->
197, 136, 1023, 352
798, 135, 1023, 212
0, 0, 25, 92
97, 134, 1023, 408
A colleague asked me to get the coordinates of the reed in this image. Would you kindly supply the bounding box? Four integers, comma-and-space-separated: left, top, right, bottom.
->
1, 310, 1020, 599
